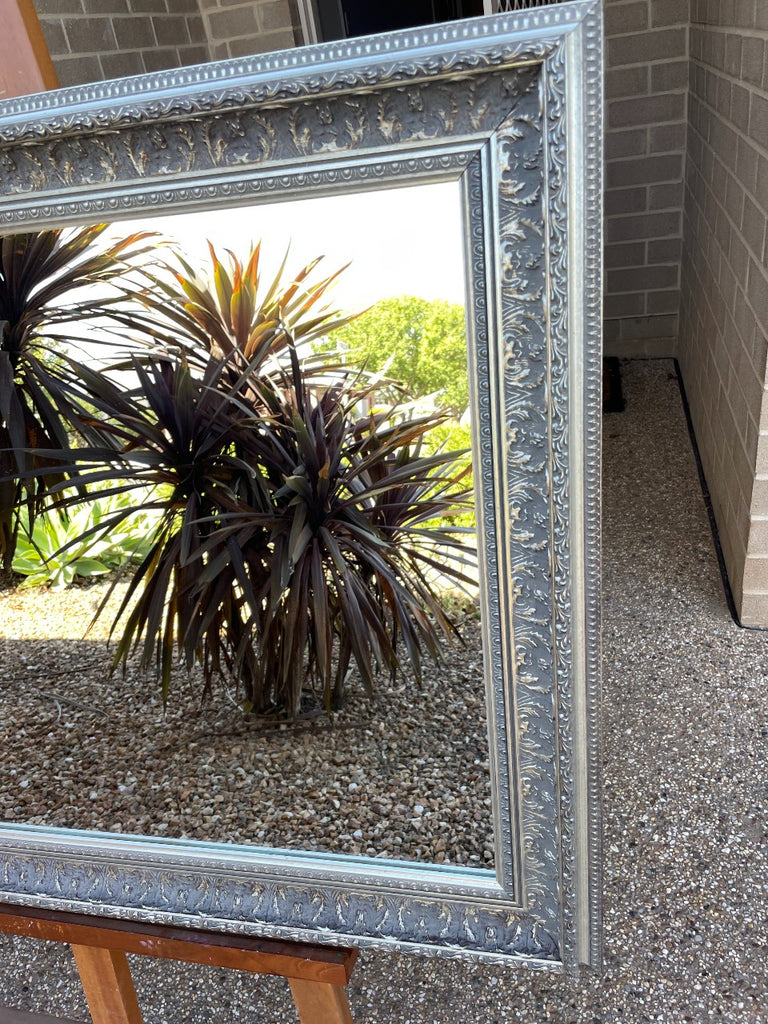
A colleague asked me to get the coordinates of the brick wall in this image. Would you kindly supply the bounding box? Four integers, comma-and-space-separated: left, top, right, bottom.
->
603, 0, 690, 356
678, 0, 768, 625
197, 0, 297, 61
32, 0, 210, 86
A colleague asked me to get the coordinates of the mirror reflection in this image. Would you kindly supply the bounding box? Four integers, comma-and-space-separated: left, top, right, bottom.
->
0, 182, 494, 869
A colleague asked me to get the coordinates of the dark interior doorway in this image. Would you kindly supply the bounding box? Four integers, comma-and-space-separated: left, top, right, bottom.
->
314, 0, 485, 41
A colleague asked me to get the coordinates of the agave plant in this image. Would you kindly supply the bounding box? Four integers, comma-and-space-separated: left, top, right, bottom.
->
12, 491, 160, 589
0, 224, 155, 569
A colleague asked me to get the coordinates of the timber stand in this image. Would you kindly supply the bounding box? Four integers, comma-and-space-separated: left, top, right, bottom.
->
0, 904, 357, 1024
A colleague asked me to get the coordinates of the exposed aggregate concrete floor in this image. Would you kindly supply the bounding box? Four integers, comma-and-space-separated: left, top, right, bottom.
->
1, 359, 767, 1022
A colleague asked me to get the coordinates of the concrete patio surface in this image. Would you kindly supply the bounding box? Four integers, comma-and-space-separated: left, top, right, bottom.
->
1, 358, 766, 1022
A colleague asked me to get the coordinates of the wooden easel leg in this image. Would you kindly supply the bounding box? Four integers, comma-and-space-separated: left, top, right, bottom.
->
70, 945, 144, 1024
288, 978, 354, 1024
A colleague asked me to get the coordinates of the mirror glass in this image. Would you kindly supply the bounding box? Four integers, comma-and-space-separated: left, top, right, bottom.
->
0, 180, 495, 870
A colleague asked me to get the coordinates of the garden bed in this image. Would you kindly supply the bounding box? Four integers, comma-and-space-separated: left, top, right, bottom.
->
0, 581, 494, 868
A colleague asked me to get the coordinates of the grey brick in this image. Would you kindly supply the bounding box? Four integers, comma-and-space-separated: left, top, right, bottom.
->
607, 153, 683, 187
733, 0, 756, 29
736, 136, 759, 194
648, 237, 683, 262
208, 6, 259, 38
602, 319, 621, 345
39, 20, 69, 56
605, 186, 648, 215
747, 260, 768, 325
742, 195, 765, 257
650, 122, 686, 152
605, 1, 649, 35
604, 241, 648, 268
606, 211, 682, 241
725, 172, 746, 225
725, 33, 743, 76
112, 16, 157, 48
128, 0, 168, 11
758, 1, 768, 29
83, 0, 129, 10
63, 16, 118, 52
651, 60, 689, 91
651, 0, 690, 26
741, 34, 765, 87
699, 68, 715, 111
646, 289, 681, 313
729, 230, 750, 282
257, 2, 293, 32
178, 44, 210, 64
708, 29, 726, 71
609, 93, 686, 128
230, 28, 295, 55
606, 65, 650, 99
153, 15, 190, 46
608, 265, 680, 292
52, 53, 103, 85
715, 76, 732, 119
755, 155, 768, 213
649, 181, 684, 209
100, 50, 148, 79
749, 92, 768, 146
607, 28, 687, 67
716, 204, 732, 253
35, 0, 85, 13
731, 83, 751, 133
710, 118, 739, 173
142, 48, 181, 72
603, 292, 646, 318
616, 312, 679, 338
184, 16, 208, 46
606, 127, 648, 160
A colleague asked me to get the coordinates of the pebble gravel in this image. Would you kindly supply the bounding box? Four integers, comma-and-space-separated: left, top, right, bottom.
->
0, 596, 492, 868
0, 359, 766, 1022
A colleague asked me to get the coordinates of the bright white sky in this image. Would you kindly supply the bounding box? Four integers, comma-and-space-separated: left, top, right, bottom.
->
113, 180, 466, 315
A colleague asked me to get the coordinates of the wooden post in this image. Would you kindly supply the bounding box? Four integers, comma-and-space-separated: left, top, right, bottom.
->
0, 0, 59, 99
288, 978, 354, 1024
70, 947, 143, 1024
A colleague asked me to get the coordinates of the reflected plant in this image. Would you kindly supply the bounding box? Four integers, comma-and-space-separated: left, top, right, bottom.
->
0, 225, 154, 570
117, 241, 358, 376
189, 351, 476, 716
4, 237, 476, 719
12, 491, 160, 589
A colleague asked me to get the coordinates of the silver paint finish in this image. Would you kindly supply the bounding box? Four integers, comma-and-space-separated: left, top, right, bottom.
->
0, 2, 602, 969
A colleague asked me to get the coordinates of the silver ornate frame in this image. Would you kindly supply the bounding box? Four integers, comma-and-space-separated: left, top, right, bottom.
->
0, 1, 602, 970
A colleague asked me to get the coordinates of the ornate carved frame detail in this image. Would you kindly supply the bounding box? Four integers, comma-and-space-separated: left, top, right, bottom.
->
0, 1, 602, 970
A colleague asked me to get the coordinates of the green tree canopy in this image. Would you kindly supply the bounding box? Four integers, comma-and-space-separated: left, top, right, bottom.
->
330, 295, 468, 415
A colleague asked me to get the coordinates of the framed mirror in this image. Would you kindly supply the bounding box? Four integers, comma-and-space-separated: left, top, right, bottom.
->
0, 1, 603, 970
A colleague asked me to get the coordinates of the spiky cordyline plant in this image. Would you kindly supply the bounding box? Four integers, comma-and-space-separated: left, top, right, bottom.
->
111, 241, 359, 379
0, 224, 155, 570
215, 350, 477, 716
28, 342, 475, 717
5, 236, 475, 717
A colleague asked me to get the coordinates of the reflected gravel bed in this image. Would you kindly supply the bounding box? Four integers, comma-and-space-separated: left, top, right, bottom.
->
0, 587, 492, 868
